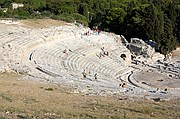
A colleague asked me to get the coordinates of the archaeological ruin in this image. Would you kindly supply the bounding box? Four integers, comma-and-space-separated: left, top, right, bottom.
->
0, 19, 179, 100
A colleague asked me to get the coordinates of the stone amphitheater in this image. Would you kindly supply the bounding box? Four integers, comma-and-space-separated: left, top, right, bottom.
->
0, 19, 179, 100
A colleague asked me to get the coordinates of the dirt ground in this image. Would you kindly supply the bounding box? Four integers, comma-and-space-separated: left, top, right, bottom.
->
172, 47, 180, 57
0, 19, 180, 118
0, 73, 179, 119
20, 19, 67, 28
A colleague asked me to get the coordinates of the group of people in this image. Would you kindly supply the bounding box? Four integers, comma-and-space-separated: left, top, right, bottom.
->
119, 82, 126, 88
98, 47, 109, 58
84, 27, 101, 36
62, 49, 73, 55
82, 69, 97, 81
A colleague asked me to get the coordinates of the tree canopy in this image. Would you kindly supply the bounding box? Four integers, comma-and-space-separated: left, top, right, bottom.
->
0, 0, 179, 54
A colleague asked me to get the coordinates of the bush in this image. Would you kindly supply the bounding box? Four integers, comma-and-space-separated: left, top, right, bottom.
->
41, 11, 53, 17
51, 14, 74, 23
72, 13, 88, 26
77, 19, 88, 26
45, 88, 53, 91
0, 10, 3, 17
17, 10, 30, 19
72, 13, 87, 21
0, 117, 6, 119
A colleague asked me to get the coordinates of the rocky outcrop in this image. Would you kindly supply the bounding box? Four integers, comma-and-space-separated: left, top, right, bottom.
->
128, 38, 155, 58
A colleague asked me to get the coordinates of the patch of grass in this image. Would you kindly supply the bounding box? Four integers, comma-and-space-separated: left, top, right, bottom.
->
63, 112, 78, 118
40, 87, 43, 89
45, 88, 53, 91
23, 98, 37, 104
0, 73, 179, 119
79, 113, 96, 119
17, 114, 33, 119
6, 107, 25, 114
122, 107, 142, 113
136, 117, 147, 119
0, 93, 12, 102
0, 117, 6, 119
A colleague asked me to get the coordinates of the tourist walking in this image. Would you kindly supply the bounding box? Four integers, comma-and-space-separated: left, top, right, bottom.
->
94, 73, 97, 80
82, 70, 87, 78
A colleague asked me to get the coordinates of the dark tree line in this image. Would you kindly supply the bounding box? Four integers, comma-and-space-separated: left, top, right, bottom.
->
0, 0, 179, 54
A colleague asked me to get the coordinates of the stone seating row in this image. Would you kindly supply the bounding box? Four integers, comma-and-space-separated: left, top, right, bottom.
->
2, 35, 44, 69
63, 47, 127, 79
31, 44, 69, 73
30, 42, 124, 79
29, 33, 88, 75
30, 42, 127, 79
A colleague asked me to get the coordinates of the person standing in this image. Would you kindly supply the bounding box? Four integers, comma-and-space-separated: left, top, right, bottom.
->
82, 70, 87, 78
94, 73, 97, 80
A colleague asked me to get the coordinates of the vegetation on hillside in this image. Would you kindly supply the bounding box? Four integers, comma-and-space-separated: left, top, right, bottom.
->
0, 0, 179, 54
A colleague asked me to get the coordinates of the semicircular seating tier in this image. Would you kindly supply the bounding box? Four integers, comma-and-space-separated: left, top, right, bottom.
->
0, 23, 132, 81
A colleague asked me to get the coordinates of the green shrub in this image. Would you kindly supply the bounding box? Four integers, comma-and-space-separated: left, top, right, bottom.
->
51, 14, 74, 23
45, 88, 53, 91
41, 11, 53, 17
72, 13, 88, 26
0, 116, 6, 119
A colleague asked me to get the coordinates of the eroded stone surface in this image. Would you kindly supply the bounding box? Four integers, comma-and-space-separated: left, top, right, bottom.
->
0, 19, 179, 99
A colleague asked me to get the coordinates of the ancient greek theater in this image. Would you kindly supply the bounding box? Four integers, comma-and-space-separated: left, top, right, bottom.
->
0, 19, 180, 100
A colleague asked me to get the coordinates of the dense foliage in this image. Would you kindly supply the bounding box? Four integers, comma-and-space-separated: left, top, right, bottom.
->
0, 0, 179, 54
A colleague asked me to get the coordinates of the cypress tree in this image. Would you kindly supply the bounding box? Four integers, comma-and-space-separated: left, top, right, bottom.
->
161, 14, 177, 54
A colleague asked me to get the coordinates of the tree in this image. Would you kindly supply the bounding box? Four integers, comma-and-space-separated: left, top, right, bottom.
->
154, 11, 164, 47
166, 3, 177, 30
160, 15, 177, 54
0, 0, 179, 53
27, 0, 46, 11
78, 3, 89, 20
102, 7, 127, 33
144, 4, 156, 40
0, 10, 3, 17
